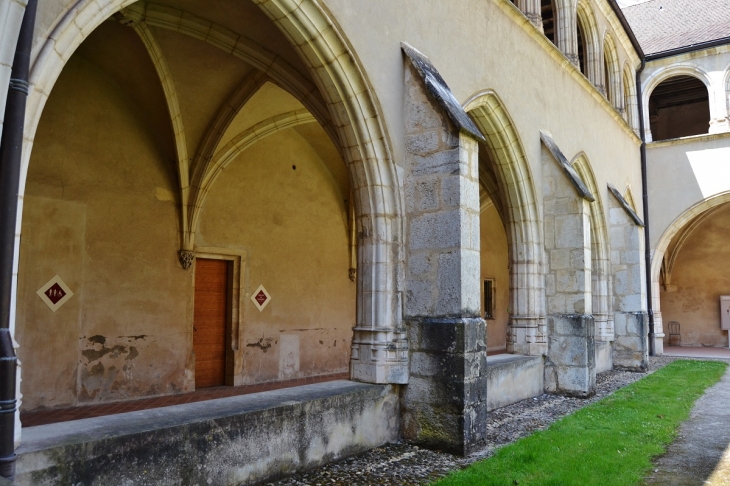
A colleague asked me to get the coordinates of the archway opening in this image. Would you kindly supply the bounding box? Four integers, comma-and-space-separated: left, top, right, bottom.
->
660, 202, 730, 349
478, 148, 510, 354
649, 75, 710, 141
16, 1, 359, 420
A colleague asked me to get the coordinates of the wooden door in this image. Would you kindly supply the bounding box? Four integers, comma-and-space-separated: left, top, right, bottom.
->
193, 258, 229, 388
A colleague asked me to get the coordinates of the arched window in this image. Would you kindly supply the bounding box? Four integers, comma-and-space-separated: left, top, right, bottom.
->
623, 63, 638, 130
603, 34, 622, 110
649, 75, 710, 141
542, 0, 556, 45
577, 18, 586, 75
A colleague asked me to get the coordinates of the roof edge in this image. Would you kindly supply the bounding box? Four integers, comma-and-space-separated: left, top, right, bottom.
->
607, 0, 645, 59
645, 35, 730, 60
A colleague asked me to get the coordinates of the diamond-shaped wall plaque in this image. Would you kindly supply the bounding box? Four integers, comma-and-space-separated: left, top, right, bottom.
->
251, 284, 271, 312
37, 275, 74, 312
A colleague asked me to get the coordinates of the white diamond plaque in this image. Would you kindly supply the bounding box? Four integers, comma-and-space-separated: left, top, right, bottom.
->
251, 284, 271, 312
37, 275, 74, 312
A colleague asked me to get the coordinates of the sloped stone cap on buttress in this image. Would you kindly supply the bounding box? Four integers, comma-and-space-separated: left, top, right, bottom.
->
401, 42, 486, 143
608, 183, 645, 226
540, 130, 596, 202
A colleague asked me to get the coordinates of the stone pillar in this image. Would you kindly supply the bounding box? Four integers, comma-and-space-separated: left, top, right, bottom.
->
608, 186, 649, 370
555, 0, 579, 67
517, 0, 543, 31
400, 56, 487, 455
542, 141, 595, 397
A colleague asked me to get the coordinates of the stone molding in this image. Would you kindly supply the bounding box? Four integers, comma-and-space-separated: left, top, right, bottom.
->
540, 131, 595, 201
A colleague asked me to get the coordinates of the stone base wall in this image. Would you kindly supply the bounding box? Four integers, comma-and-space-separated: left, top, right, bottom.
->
613, 312, 649, 371
595, 340, 613, 373
401, 317, 488, 455
544, 314, 596, 398
15, 382, 398, 486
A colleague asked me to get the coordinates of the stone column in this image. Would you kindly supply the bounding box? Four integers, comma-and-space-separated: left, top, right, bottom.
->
400, 49, 487, 455
541, 138, 595, 398
555, 0, 579, 68
517, 0, 543, 31
709, 71, 730, 134
608, 185, 649, 370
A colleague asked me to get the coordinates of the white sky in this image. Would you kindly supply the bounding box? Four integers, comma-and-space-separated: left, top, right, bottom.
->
617, 0, 653, 6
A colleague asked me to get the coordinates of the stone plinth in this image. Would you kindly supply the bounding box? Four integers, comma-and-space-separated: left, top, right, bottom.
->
613, 311, 648, 371
401, 317, 487, 455
545, 314, 596, 398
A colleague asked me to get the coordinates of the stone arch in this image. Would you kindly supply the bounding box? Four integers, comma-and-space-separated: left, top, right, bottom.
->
650, 191, 730, 350
622, 61, 638, 134
641, 65, 712, 141
21, 0, 407, 386
602, 31, 622, 111
576, 0, 601, 90
465, 90, 546, 356
572, 153, 612, 342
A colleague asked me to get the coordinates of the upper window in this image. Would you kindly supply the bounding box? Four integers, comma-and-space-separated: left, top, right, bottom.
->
541, 0, 556, 45
649, 75, 710, 141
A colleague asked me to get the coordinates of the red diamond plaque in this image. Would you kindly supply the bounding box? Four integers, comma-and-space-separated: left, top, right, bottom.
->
37, 275, 74, 312
255, 290, 268, 305
250, 284, 271, 311
45, 283, 67, 304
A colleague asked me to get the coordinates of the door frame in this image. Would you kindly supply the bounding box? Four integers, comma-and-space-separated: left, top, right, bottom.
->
193, 247, 247, 386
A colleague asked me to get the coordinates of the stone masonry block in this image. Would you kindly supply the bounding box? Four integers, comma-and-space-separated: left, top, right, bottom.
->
550, 249, 570, 270
405, 279, 434, 317
441, 174, 461, 208
411, 149, 460, 177
402, 317, 488, 455
409, 211, 461, 250
406, 131, 440, 155
436, 251, 463, 316
613, 312, 648, 372
545, 314, 596, 398
409, 253, 435, 276
555, 214, 583, 249
410, 178, 440, 212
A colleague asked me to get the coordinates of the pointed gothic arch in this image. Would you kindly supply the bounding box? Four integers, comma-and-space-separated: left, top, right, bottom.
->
572, 153, 612, 342
20, 0, 407, 393
602, 31, 622, 111
465, 90, 546, 356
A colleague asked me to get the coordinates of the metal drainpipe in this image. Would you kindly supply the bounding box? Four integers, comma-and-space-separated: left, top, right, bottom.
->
636, 58, 655, 357
0, 0, 37, 479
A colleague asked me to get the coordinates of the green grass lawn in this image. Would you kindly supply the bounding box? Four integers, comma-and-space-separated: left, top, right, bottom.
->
434, 359, 728, 486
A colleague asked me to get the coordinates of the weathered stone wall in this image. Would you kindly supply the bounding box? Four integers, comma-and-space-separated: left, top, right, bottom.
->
542, 143, 596, 397
400, 61, 487, 455
608, 191, 648, 370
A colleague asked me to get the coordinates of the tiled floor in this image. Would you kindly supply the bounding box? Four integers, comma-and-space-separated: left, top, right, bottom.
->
21, 372, 349, 427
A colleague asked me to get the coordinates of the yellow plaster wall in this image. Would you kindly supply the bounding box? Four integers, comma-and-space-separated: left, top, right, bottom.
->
480, 204, 510, 352
17, 52, 192, 411
661, 203, 730, 347
196, 129, 354, 384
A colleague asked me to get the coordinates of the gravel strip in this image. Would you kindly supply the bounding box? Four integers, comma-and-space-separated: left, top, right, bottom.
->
266, 356, 685, 486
